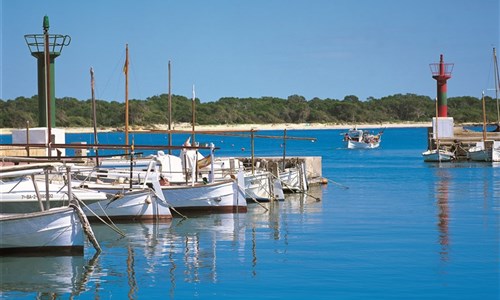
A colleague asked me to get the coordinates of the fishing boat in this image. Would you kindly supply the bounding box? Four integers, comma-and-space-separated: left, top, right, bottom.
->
422, 149, 455, 162
81, 188, 172, 222
468, 48, 500, 162
79, 176, 246, 215
0, 206, 85, 255
0, 173, 108, 214
279, 164, 308, 193
468, 95, 500, 162
0, 162, 172, 221
75, 149, 248, 210
0, 163, 100, 255
342, 128, 383, 149
422, 98, 455, 162
74, 152, 247, 214
243, 169, 285, 202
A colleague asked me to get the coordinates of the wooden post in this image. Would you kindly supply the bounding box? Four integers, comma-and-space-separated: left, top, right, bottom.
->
251, 129, 255, 174
282, 129, 287, 171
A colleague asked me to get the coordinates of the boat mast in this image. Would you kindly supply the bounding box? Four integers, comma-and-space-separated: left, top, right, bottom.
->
124, 44, 129, 150
434, 97, 441, 161
481, 91, 487, 141
90, 67, 100, 166
494, 47, 500, 125
192, 84, 196, 144
168, 60, 172, 154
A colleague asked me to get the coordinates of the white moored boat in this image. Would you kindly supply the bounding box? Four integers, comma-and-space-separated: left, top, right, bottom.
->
0, 163, 100, 255
75, 149, 247, 213
342, 128, 383, 149
469, 141, 500, 162
422, 149, 455, 162
81, 188, 172, 222
81, 178, 246, 215
0, 163, 171, 221
468, 49, 500, 162
0, 206, 85, 255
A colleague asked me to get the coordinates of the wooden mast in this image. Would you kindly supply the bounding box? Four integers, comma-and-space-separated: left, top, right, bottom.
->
282, 129, 287, 171
481, 91, 487, 141
192, 84, 196, 144
124, 44, 129, 149
434, 97, 440, 150
168, 60, 172, 154
90, 67, 100, 166
494, 47, 500, 126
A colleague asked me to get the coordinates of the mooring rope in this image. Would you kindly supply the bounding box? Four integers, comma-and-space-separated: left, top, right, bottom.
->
236, 183, 269, 211
76, 197, 126, 237
269, 171, 321, 201
304, 169, 349, 190
69, 201, 102, 253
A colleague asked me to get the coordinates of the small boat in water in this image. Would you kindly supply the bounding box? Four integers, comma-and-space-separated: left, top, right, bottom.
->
423, 97, 455, 162
422, 149, 455, 162
342, 128, 383, 149
468, 141, 500, 162
81, 188, 172, 222
468, 49, 500, 162
0, 206, 85, 255
0, 163, 100, 255
0, 163, 171, 221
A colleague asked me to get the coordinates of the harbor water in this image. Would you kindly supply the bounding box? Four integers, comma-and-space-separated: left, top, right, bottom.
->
0, 127, 498, 299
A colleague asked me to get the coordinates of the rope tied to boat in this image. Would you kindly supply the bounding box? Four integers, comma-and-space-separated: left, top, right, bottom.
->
69, 200, 102, 253
75, 197, 126, 237
304, 169, 349, 190
65, 165, 102, 253
235, 183, 268, 211
268, 171, 322, 201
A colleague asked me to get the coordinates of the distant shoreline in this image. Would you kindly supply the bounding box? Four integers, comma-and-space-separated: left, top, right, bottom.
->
0, 122, 433, 135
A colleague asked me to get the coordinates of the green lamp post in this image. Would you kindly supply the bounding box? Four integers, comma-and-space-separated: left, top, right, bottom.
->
24, 15, 71, 127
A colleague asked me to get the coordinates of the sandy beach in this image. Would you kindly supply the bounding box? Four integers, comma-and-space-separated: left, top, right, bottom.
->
0, 122, 432, 135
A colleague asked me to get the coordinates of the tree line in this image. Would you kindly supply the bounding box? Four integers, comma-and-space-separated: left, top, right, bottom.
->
0, 93, 498, 128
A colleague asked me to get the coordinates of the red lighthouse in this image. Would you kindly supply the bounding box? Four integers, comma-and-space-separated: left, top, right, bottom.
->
430, 54, 454, 117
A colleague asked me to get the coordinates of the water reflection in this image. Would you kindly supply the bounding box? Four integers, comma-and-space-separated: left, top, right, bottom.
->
282, 185, 324, 215
0, 186, 324, 298
0, 253, 99, 298
434, 168, 451, 263
87, 215, 246, 298
246, 185, 324, 277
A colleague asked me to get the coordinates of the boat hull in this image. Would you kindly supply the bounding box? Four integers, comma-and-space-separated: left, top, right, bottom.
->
346, 140, 380, 149
83, 180, 247, 214
0, 178, 108, 214
244, 171, 284, 202
469, 141, 500, 162
161, 180, 247, 214
469, 147, 492, 162
0, 206, 84, 255
279, 166, 308, 192
422, 149, 454, 162
82, 189, 172, 221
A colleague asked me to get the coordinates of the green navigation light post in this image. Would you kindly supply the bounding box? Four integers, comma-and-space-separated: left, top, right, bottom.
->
24, 15, 71, 128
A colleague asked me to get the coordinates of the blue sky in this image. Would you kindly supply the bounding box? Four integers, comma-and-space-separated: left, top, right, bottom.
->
1, 0, 499, 103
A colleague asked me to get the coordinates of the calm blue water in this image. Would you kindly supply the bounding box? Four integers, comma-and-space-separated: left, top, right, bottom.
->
1, 127, 499, 299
